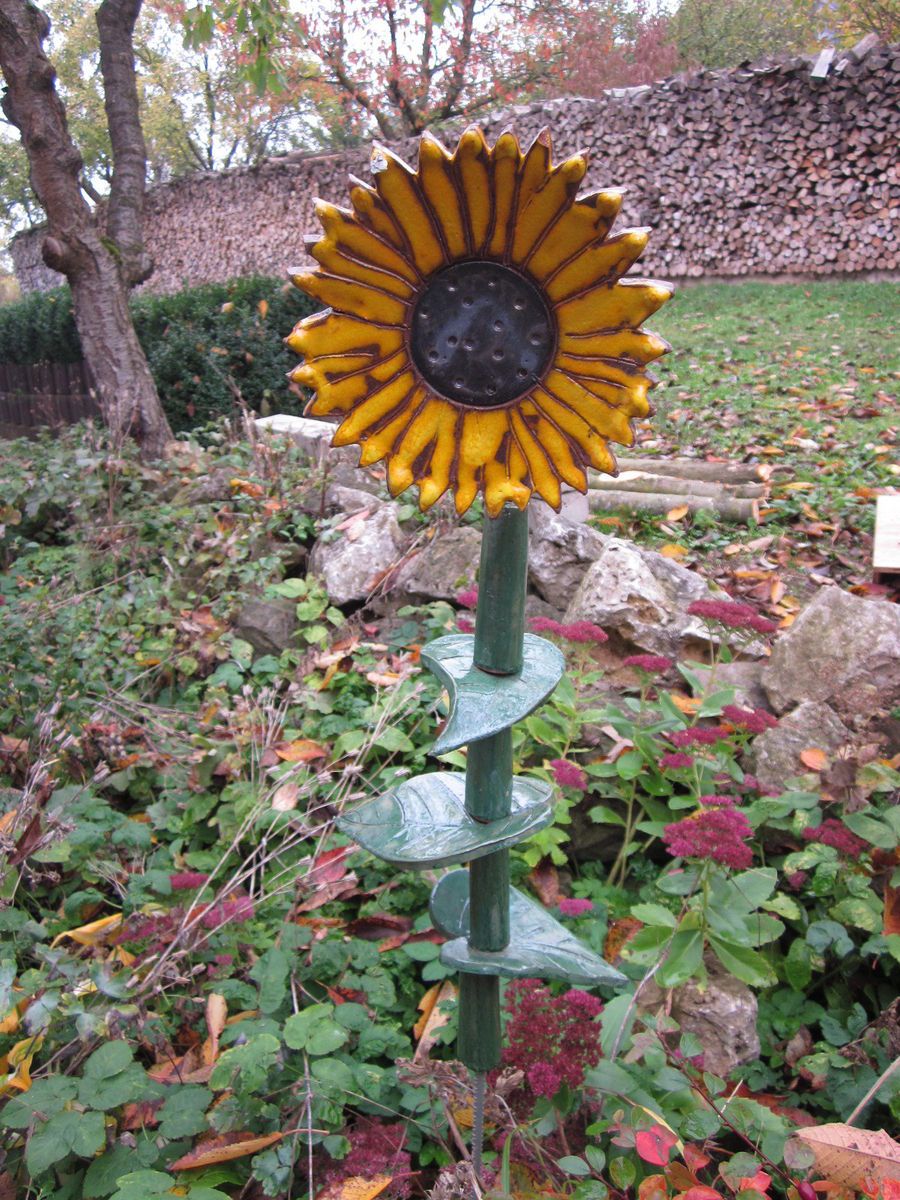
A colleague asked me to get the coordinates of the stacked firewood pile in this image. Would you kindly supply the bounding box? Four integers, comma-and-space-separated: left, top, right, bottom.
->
11, 37, 898, 296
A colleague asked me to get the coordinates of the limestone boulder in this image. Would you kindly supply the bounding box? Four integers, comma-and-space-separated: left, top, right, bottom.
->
750, 700, 852, 794
528, 504, 608, 611
309, 504, 407, 605
763, 587, 900, 725
394, 525, 480, 602
233, 597, 300, 657
639, 958, 760, 1077
563, 536, 724, 657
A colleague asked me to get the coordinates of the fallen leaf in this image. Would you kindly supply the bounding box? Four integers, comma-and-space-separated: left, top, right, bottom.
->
320, 1176, 393, 1200
635, 1125, 678, 1166
884, 884, 900, 937
272, 782, 300, 811
668, 692, 700, 715
800, 747, 829, 772
666, 504, 689, 521
170, 1131, 283, 1170
638, 1175, 668, 1200
0, 1034, 42, 1096
50, 912, 123, 948
528, 859, 563, 906
202, 993, 227, 1065
793, 1124, 900, 1188
275, 739, 329, 764
604, 916, 642, 962
413, 979, 457, 1060
660, 543, 688, 559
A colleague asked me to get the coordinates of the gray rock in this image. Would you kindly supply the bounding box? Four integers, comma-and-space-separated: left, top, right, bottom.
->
528, 505, 608, 610
751, 700, 851, 794
309, 504, 407, 605
323, 484, 382, 514
394, 525, 480, 601
763, 587, 900, 725
638, 958, 760, 1077
692, 660, 769, 711
233, 597, 300, 657
563, 536, 722, 657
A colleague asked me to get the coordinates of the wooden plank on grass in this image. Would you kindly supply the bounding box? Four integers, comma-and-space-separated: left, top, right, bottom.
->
873, 494, 900, 575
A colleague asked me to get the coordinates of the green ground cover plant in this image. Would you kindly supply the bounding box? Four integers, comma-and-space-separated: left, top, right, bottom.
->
612, 281, 900, 596
0, 281, 898, 1200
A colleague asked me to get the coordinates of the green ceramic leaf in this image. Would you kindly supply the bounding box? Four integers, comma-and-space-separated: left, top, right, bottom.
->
338, 771, 552, 868
430, 870, 626, 987
423, 634, 565, 754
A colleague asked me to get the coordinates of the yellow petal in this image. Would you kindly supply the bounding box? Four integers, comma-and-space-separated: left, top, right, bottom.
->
459, 408, 508, 468
311, 240, 416, 300
358, 414, 411, 466
545, 228, 650, 302
544, 369, 637, 444
370, 144, 445, 275
484, 437, 531, 517
512, 155, 587, 268
417, 405, 458, 510
304, 351, 409, 417
332, 372, 418, 445
453, 127, 492, 255
513, 130, 552, 237
386, 399, 444, 496
555, 352, 648, 389
418, 134, 468, 259
558, 327, 671, 364
292, 271, 409, 325
510, 409, 561, 509
453, 458, 479, 516
533, 387, 618, 474
519, 399, 588, 492
554, 278, 674, 336
485, 132, 522, 258
528, 188, 624, 283
554, 362, 652, 421
349, 177, 416, 262
315, 199, 419, 285
287, 310, 404, 361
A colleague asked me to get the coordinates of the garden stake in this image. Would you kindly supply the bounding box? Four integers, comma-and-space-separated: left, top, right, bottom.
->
289, 124, 672, 1186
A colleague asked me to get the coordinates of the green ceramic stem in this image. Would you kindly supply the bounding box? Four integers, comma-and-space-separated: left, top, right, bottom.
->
473, 504, 528, 675
458, 504, 529, 1074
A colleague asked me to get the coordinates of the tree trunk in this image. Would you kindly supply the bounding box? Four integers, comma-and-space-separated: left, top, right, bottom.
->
97, 0, 153, 287
0, 0, 172, 457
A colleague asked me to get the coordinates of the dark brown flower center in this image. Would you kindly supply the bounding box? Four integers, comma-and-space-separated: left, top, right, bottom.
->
410, 261, 554, 408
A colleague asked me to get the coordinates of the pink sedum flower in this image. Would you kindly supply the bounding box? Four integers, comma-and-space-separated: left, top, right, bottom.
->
550, 758, 588, 792
169, 872, 211, 890
723, 704, 778, 733
802, 818, 867, 860
559, 897, 594, 918
663, 805, 753, 869
669, 726, 731, 748
660, 751, 695, 770
623, 654, 674, 673
456, 586, 478, 610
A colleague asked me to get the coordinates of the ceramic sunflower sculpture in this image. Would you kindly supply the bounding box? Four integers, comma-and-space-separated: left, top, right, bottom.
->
288, 127, 672, 517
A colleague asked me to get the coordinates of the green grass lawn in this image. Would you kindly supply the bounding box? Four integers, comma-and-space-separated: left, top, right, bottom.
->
603, 280, 900, 597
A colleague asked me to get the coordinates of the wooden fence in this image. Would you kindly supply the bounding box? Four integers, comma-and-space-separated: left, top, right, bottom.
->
0, 361, 100, 438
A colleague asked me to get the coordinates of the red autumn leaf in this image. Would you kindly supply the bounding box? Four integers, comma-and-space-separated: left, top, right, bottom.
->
884, 883, 900, 937
346, 913, 412, 941
528, 859, 563, 906
682, 1144, 712, 1174
679, 1188, 722, 1200
275, 738, 329, 763
308, 847, 349, 884
635, 1125, 678, 1166
638, 1175, 669, 1200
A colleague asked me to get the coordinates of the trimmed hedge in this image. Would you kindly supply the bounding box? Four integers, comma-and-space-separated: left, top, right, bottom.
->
0, 276, 318, 432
